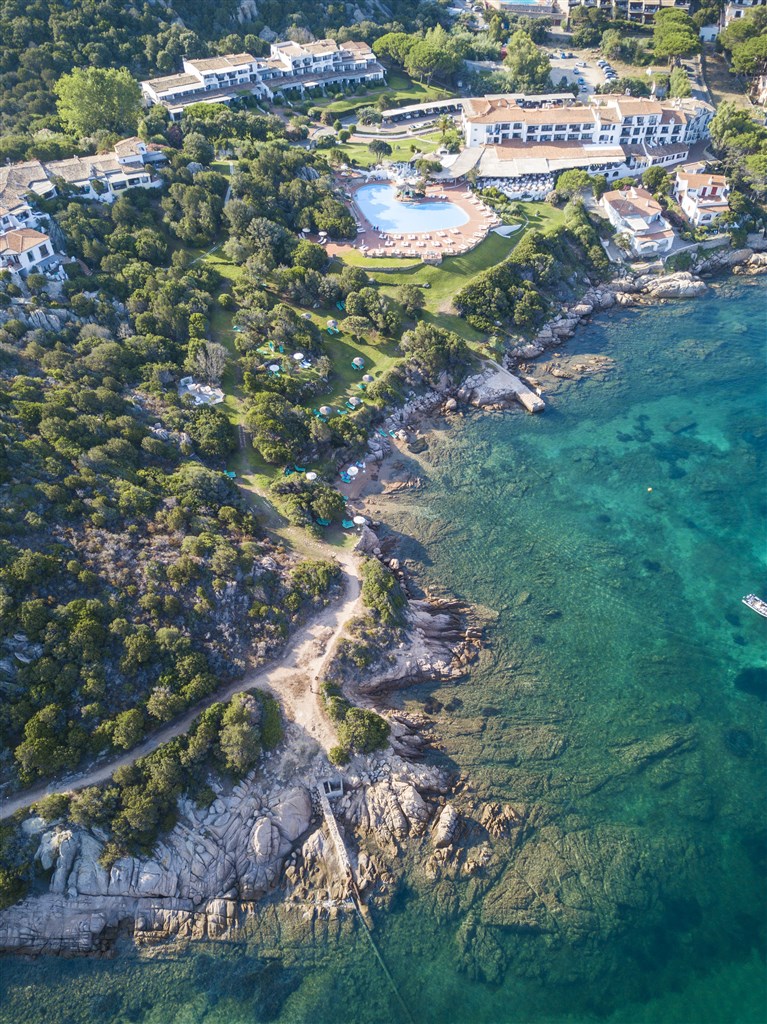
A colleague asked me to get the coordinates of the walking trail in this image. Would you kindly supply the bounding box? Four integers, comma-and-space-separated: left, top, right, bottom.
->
0, 544, 362, 822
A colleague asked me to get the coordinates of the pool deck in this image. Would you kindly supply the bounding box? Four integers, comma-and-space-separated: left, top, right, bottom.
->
324, 176, 501, 263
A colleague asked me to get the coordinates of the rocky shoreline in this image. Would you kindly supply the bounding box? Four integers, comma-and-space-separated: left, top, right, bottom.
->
1, 248, 763, 963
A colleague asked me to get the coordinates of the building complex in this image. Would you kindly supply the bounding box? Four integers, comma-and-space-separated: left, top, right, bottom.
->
415, 92, 714, 189
0, 138, 165, 276
141, 40, 384, 119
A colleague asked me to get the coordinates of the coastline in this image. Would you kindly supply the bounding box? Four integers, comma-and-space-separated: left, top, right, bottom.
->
1, 254, 764, 963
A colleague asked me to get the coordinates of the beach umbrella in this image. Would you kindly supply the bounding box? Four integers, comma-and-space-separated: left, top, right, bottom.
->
319, 405, 332, 416
268, 363, 279, 372
362, 374, 373, 383
347, 466, 359, 478
353, 515, 367, 526
352, 357, 364, 369
292, 352, 304, 361
302, 312, 312, 320
305, 472, 318, 481
327, 318, 338, 328
349, 396, 361, 407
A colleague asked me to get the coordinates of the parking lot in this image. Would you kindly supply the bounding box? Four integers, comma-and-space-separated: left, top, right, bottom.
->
547, 52, 607, 96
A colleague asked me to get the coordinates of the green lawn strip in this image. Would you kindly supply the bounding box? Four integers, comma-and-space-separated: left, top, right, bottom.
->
308, 71, 454, 116
336, 133, 442, 168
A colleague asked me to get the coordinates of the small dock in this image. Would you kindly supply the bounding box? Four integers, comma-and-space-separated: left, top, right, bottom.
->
316, 786, 355, 889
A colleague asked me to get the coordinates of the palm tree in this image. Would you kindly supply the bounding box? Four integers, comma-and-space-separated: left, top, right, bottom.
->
437, 114, 453, 139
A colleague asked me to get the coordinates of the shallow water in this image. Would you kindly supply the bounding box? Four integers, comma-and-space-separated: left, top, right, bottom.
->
354, 184, 469, 233
2, 279, 765, 1023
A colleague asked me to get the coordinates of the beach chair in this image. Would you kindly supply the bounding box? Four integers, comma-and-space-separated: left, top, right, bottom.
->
315, 518, 331, 527
345, 401, 356, 410
340, 472, 352, 483
283, 466, 294, 477
224, 471, 236, 479
294, 465, 306, 473
357, 383, 366, 391
342, 519, 355, 529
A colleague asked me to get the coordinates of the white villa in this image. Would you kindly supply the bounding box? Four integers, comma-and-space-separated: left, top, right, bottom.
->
0, 228, 55, 276
601, 186, 675, 255
141, 40, 385, 119
673, 165, 730, 226
0, 137, 167, 279
724, 0, 766, 24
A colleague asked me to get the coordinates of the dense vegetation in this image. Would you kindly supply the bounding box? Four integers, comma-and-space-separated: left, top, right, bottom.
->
0, 0, 442, 146
455, 201, 608, 332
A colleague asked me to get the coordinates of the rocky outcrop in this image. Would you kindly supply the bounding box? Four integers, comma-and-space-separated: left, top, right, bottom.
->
733, 251, 767, 276
458, 365, 544, 413
0, 749, 448, 954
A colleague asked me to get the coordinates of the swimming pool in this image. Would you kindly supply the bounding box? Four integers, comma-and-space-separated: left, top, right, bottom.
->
354, 184, 469, 233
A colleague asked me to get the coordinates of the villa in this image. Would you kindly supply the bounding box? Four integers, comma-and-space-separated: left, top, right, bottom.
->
673, 165, 730, 227
724, 0, 766, 25
0, 137, 167, 277
0, 228, 55, 275
141, 40, 385, 119
601, 186, 675, 255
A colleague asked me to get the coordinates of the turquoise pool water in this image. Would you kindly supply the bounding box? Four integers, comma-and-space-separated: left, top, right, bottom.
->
355, 184, 469, 233
1, 278, 765, 1024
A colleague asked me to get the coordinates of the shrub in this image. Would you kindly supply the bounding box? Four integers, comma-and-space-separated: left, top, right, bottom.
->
337, 708, 390, 754
329, 744, 351, 765
360, 558, 406, 628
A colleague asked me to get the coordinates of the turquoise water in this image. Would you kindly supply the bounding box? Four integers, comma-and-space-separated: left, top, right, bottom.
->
1, 279, 765, 1023
355, 184, 469, 232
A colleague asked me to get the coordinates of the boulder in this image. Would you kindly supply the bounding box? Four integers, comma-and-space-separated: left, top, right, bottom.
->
432, 804, 459, 848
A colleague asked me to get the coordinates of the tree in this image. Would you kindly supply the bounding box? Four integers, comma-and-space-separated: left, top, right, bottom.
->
112, 709, 145, 750
401, 321, 469, 382
504, 30, 552, 92
730, 35, 767, 77
669, 67, 692, 98
600, 29, 623, 61
218, 693, 261, 773
55, 67, 142, 137
653, 10, 700, 64
555, 169, 592, 198
398, 283, 425, 318
368, 139, 393, 159
642, 166, 671, 196
245, 393, 309, 464
195, 341, 228, 384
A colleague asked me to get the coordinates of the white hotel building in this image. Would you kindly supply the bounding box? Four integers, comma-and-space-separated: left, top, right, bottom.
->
141, 40, 385, 119
419, 93, 714, 187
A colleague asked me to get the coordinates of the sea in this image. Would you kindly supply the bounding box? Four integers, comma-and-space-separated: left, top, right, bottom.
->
1, 277, 765, 1024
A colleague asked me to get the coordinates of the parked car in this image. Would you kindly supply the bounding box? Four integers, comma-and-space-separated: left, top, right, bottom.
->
577, 77, 586, 85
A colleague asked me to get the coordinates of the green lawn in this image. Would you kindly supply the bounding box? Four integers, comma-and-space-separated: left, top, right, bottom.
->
337, 130, 443, 169
307, 70, 454, 117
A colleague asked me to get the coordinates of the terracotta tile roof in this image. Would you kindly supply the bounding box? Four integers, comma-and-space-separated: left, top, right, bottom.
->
0, 228, 50, 254
603, 186, 662, 220
676, 170, 728, 190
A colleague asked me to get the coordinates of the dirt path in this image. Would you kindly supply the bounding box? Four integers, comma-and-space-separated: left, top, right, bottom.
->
0, 547, 361, 822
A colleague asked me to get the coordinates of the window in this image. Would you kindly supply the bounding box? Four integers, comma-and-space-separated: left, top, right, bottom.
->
38, 243, 50, 258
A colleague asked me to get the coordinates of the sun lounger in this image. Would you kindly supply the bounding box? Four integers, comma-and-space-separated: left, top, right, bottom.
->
342, 519, 355, 529
315, 518, 330, 527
